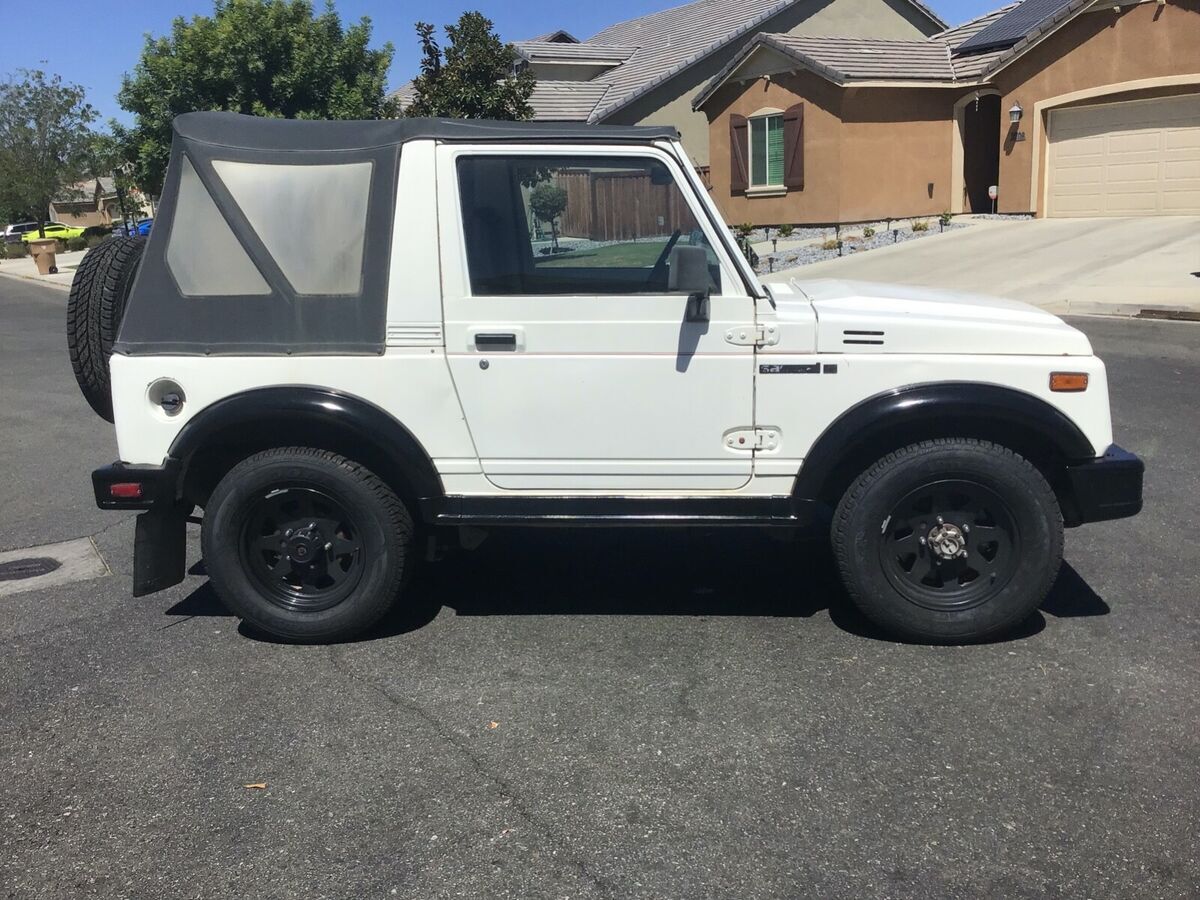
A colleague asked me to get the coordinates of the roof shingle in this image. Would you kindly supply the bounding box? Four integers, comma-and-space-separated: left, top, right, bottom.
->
514, 41, 639, 63
760, 34, 958, 81
526, 81, 612, 121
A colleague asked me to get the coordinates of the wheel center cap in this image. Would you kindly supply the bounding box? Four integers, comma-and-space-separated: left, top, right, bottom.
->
286, 527, 324, 563
927, 523, 966, 560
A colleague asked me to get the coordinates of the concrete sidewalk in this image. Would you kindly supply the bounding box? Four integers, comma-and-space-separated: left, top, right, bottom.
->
0, 248, 85, 291
773, 216, 1200, 316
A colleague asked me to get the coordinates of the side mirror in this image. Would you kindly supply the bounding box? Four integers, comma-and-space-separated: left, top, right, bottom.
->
669, 244, 711, 322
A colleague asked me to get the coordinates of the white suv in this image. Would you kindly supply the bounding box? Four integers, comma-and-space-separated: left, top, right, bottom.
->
72, 112, 1143, 644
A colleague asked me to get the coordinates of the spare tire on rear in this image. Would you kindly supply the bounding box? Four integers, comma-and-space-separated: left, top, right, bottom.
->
66, 237, 145, 422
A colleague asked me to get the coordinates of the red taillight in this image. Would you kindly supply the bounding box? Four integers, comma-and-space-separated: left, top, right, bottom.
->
109, 482, 144, 499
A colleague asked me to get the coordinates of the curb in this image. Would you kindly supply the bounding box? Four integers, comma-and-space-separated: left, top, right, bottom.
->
0, 269, 72, 292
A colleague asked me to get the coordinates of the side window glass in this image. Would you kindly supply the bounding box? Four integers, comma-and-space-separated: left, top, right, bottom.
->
457, 155, 721, 296
166, 157, 270, 297
213, 159, 372, 296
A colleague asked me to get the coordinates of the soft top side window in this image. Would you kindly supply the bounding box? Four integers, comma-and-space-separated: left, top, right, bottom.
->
457, 155, 721, 297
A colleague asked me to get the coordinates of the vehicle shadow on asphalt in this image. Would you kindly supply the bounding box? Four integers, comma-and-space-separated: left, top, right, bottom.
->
169, 529, 1109, 646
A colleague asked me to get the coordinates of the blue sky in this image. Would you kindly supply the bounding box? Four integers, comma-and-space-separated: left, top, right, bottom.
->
0, 0, 997, 125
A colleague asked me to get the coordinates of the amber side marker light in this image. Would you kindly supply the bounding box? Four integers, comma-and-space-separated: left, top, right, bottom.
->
1050, 372, 1089, 392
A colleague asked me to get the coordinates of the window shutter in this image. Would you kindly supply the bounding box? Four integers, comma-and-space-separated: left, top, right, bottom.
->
729, 114, 749, 194
783, 103, 805, 190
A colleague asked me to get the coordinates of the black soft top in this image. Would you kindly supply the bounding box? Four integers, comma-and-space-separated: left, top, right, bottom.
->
115, 112, 682, 357
173, 111, 680, 152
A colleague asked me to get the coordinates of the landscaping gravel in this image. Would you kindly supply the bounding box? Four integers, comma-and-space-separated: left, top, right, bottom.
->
752, 221, 970, 275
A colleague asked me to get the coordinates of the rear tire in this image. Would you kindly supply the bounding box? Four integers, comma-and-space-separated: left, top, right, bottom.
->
201, 447, 414, 643
66, 236, 145, 422
831, 438, 1062, 643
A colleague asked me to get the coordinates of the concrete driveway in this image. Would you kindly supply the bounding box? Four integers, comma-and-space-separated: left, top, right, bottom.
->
775, 216, 1200, 315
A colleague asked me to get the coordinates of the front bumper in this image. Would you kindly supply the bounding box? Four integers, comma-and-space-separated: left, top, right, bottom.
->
1064, 444, 1144, 525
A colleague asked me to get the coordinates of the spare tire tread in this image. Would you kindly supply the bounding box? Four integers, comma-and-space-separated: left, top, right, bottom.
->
66, 236, 145, 422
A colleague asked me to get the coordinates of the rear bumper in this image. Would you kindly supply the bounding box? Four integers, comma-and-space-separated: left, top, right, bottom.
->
93, 460, 187, 596
1064, 444, 1144, 525
92, 459, 180, 510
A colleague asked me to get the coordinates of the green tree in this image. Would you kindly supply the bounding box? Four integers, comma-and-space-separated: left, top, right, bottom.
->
0, 70, 98, 236
529, 181, 568, 250
405, 12, 534, 120
117, 0, 398, 195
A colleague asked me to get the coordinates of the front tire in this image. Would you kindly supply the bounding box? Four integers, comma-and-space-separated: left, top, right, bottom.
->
831, 438, 1063, 643
201, 447, 413, 642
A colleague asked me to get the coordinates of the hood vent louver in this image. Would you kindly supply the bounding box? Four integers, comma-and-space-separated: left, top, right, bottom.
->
843, 330, 885, 346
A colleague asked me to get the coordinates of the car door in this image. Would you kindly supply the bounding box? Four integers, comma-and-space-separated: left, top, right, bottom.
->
437, 146, 756, 492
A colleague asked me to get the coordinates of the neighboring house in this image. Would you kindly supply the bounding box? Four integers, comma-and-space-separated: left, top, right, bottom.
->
394, 0, 947, 166
49, 177, 152, 228
694, 0, 1200, 224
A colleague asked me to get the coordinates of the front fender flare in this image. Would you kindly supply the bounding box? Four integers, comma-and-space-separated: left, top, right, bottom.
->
791, 381, 1097, 501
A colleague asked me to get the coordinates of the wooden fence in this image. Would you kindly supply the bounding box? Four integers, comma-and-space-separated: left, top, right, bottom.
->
553, 170, 698, 242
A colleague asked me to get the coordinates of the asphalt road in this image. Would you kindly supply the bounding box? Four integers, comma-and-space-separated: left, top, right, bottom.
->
1, 275, 1197, 899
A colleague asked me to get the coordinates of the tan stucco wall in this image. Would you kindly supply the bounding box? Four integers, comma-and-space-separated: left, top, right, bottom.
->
705, 72, 959, 225
838, 87, 956, 221
603, 0, 942, 166
705, 72, 845, 224
992, 0, 1200, 213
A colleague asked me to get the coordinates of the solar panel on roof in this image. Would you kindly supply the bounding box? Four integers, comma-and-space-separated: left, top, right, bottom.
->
954, 0, 1073, 54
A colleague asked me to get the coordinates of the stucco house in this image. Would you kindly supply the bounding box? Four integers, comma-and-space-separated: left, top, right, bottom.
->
396, 0, 948, 166
693, 0, 1200, 224
49, 177, 152, 228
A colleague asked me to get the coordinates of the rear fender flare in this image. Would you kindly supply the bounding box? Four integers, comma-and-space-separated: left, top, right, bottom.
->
167, 386, 444, 505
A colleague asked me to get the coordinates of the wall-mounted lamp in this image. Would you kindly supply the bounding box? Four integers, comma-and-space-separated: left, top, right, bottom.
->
1009, 102, 1024, 125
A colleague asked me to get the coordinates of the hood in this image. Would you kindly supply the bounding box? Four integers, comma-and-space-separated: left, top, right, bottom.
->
767, 278, 1092, 356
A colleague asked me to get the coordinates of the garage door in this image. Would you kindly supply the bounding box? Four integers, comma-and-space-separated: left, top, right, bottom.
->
1047, 93, 1200, 217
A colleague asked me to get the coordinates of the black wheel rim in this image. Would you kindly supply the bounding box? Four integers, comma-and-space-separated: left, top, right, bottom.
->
878, 478, 1020, 612
239, 486, 365, 612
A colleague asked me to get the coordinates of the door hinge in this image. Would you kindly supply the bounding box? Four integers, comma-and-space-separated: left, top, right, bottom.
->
724, 323, 780, 347
725, 428, 780, 452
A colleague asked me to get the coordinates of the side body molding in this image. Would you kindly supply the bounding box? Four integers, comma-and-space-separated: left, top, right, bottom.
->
792, 382, 1097, 501
168, 386, 444, 502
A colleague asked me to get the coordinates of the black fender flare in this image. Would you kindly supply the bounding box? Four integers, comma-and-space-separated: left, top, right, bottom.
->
791, 381, 1097, 501
167, 386, 444, 503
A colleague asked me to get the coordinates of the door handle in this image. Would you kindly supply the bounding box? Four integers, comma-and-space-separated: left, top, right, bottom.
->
474, 332, 518, 351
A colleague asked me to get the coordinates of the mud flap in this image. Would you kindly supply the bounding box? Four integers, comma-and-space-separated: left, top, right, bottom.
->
132, 508, 187, 597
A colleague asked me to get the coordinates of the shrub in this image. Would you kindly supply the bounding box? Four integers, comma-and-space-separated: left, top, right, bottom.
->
820, 238, 840, 251
862, 226, 876, 238
777, 224, 795, 238
85, 235, 108, 250
66, 236, 87, 252
911, 219, 930, 232
2, 242, 29, 259
734, 222, 755, 239
82, 225, 110, 240
939, 212, 953, 226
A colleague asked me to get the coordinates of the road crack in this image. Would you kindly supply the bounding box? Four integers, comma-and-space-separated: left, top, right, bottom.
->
326, 644, 618, 899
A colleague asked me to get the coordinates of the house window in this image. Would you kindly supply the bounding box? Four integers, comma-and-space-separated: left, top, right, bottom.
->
749, 114, 784, 188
